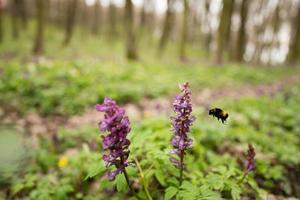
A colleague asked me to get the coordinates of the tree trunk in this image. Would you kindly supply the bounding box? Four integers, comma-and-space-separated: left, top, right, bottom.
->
140, 0, 147, 29
139, 0, 155, 37
215, 0, 235, 63
19, 0, 27, 29
92, 0, 101, 35
158, 0, 174, 55
125, 0, 138, 60
287, 2, 300, 64
32, 0, 45, 55
203, 0, 212, 55
11, 0, 19, 39
63, 0, 78, 46
179, 0, 189, 61
235, 0, 249, 62
0, 0, 3, 43
108, 2, 117, 38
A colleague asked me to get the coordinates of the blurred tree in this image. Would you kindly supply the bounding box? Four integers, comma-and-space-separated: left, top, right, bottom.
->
139, 0, 156, 38
19, 0, 27, 29
32, 0, 45, 55
54, 0, 64, 28
92, 0, 102, 35
235, 0, 249, 62
189, 1, 201, 44
202, 0, 212, 55
79, 0, 87, 28
63, 0, 78, 46
215, 0, 235, 64
287, 2, 300, 65
250, 0, 268, 64
140, 0, 147, 29
0, 0, 3, 43
158, 0, 175, 55
11, 0, 19, 39
179, 0, 189, 61
124, 0, 138, 60
108, 1, 117, 38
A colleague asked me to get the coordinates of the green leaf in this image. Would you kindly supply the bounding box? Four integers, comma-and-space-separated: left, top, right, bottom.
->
164, 186, 178, 200
230, 184, 242, 200
84, 163, 105, 180
12, 183, 25, 195
199, 185, 223, 200
154, 169, 166, 186
206, 174, 224, 190
115, 174, 127, 192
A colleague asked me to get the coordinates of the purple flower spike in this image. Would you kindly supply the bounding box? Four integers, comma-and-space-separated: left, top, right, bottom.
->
96, 97, 131, 181
170, 82, 195, 172
245, 144, 256, 174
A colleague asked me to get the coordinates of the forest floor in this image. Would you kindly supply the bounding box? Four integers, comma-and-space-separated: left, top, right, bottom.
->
2, 71, 300, 138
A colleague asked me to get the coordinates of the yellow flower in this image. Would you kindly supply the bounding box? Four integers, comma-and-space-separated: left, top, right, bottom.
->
143, 111, 151, 118
58, 156, 69, 168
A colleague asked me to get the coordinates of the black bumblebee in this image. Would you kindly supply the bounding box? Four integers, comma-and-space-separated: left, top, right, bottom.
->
209, 108, 229, 124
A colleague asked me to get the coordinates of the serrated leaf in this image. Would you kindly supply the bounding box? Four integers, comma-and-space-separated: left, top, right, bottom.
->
115, 174, 127, 192
206, 174, 224, 190
12, 183, 25, 195
230, 183, 242, 200
164, 186, 178, 200
181, 181, 197, 191
155, 169, 166, 186
84, 163, 105, 180
199, 185, 223, 200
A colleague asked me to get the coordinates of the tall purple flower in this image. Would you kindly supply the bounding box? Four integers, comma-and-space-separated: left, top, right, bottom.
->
170, 82, 195, 184
240, 144, 256, 183
245, 144, 256, 174
96, 97, 131, 181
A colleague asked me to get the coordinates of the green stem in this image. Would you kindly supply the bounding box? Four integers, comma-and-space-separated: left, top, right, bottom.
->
123, 169, 135, 194
120, 156, 139, 199
134, 157, 153, 200
179, 150, 184, 186
238, 172, 248, 185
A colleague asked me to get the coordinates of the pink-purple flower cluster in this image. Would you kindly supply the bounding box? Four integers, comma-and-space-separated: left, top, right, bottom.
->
96, 97, 131, 181
245, 144, 256, 174
170, 82, 195, 168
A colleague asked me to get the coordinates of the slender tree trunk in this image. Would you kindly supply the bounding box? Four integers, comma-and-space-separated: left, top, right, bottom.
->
179, 0, 189, 61
203, 0, 212, 55
108, 2, 117, 38
235, 0, 249, 62
32, 0, 45, 55
215, 0, 235, 63
11, 0, 19, 39
92, 0, 101, 35
125, 0, 138, 60
139, 0, 155, 37
287, 2, 300, 64
0, 0, 3, 43
19, 0, 27, 29
55, 0, 64, 27
140, 0, 147, 29
224, 0, 234, 49
158, 0, 174, 55
63, 0, 78, 46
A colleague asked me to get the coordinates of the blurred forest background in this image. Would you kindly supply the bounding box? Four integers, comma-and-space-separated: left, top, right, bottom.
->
0, 0, 300, 64
1, 0, 300, 200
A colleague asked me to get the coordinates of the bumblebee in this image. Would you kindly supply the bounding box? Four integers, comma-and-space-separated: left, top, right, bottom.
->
209, 108, 229, 124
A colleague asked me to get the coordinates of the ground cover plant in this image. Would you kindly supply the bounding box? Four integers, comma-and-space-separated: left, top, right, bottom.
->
1, 82, 299, 200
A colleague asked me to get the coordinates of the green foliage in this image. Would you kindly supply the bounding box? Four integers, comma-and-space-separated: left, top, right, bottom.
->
6, 84, 300, 199
1, 58, 299, 116
164, 186, 178, 200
